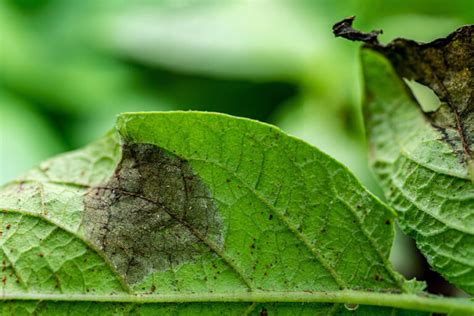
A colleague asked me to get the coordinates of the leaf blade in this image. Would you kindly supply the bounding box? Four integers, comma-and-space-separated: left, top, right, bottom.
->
361, 41, 474, 294
117, 112, 405, 292
0, 111, 469, 314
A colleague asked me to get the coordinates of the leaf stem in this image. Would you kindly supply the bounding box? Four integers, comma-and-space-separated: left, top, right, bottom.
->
1, 290, 472, 314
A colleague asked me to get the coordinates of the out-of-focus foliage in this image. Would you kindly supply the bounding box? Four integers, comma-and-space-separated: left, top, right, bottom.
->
1, 0, 472, 181
0, 0, 472, 295
0, 91, 64, 181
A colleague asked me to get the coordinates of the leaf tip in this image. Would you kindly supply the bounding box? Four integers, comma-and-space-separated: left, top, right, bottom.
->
332, 16, 382, 44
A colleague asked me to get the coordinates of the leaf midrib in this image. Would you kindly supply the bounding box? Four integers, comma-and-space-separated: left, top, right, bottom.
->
1, 290, 473, 314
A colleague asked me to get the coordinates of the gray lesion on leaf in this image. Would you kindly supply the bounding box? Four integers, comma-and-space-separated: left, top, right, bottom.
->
82, 143, 223, 285
335, 17, 473, 169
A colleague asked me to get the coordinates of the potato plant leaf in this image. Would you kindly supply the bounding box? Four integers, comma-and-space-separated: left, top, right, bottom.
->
357, 23, 474, 294
0, 112, 473, 314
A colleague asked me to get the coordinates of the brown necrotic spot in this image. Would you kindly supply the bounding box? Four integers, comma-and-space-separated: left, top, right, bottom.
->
82, 143, 223, 284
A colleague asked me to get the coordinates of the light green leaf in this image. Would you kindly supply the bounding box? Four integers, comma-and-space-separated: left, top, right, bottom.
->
96, 2, 322, 80
0, 91, 65, 183
0, 112, 472, 314
361, 26, 474, 294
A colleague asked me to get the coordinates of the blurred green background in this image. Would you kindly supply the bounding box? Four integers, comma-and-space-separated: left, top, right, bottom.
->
1, 0, 472, 296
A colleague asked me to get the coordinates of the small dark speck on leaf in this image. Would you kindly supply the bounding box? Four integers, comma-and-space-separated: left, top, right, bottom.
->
268, 214, 273, 220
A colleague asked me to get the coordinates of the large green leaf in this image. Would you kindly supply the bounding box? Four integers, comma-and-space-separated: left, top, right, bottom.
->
361, 26, 474, 294
0, 112, 472, 314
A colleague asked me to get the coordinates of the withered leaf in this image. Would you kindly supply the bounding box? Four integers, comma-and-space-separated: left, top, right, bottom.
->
348, 19, 474, 294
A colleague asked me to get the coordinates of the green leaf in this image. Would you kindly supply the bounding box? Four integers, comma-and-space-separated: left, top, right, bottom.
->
361, 26, 474, 294
0, 90, 65, 183
0, 112, 472, 314
96, 2, 321, 80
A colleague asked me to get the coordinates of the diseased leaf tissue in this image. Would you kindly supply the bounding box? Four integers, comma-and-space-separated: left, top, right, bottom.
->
1, 112, 426, 315
335, 17, 473, 172
372, 26, 473, 171
83, 143, 223, 285
336, 17, 474, 295
0, 21, 473, 314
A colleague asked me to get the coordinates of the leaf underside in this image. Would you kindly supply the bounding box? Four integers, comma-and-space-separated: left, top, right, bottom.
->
361, 25, 474, 294
0, 112, 439, 314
